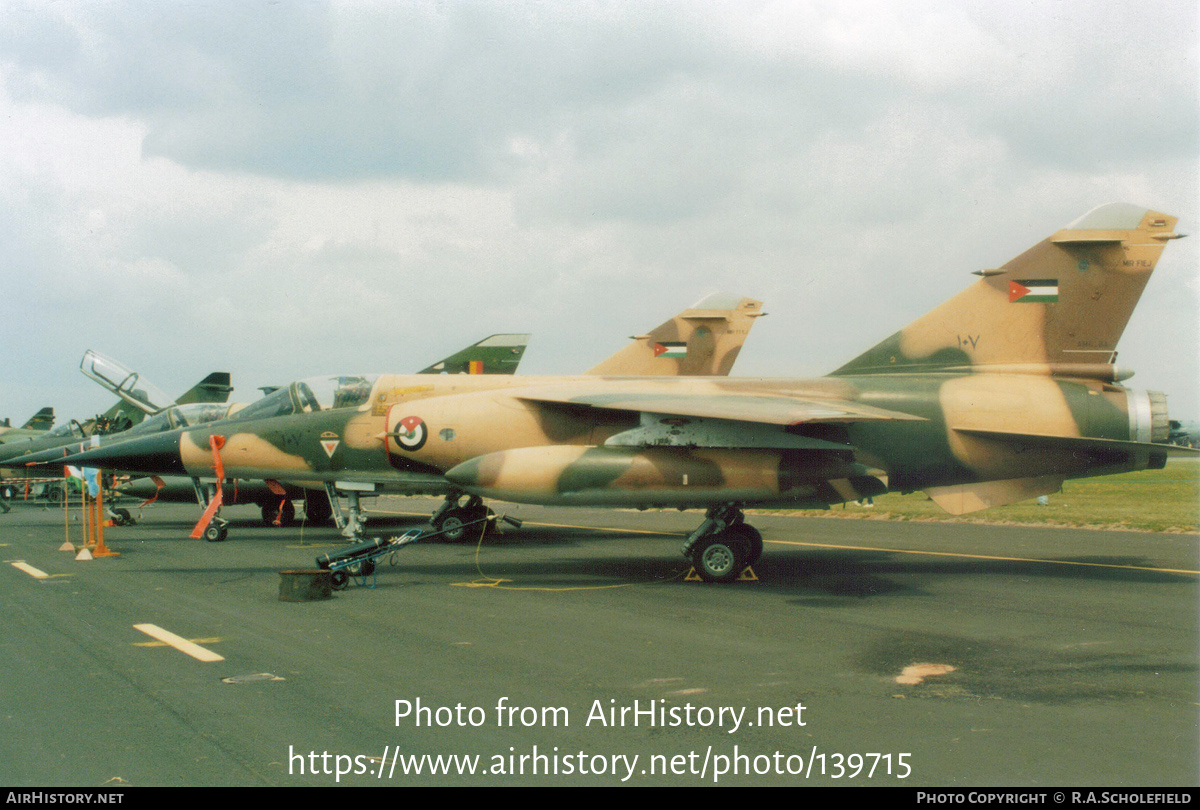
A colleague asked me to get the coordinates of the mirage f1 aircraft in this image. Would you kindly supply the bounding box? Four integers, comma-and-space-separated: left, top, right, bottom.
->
22, 296, 765, 540
40, 204, 1190, 581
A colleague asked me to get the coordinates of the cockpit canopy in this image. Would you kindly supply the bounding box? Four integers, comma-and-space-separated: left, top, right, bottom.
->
79, 350, 173, 416
123, 403, 235, 437
232, 375, 379, 422
45, 420, 87, 440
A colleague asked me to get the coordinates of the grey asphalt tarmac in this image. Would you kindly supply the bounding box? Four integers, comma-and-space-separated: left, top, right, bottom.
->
1, 496, 1196, 786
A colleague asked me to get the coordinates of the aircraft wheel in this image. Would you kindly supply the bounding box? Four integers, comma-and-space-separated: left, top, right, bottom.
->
435, 508, 470, 543
691, 533, 749, 584
727, 523, 763, 566
330, 570, 349, 590
46, 484, 65, 505
111, 507, 133, 526
203, 523, 229, 543
304, 492, 333, 525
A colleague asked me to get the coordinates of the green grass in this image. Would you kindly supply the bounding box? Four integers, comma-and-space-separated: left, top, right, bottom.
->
763, 459, 1200, 533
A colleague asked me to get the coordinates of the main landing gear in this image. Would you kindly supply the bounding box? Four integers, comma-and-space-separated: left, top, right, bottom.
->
430, 492, 493, 543
681, 504, 762, 583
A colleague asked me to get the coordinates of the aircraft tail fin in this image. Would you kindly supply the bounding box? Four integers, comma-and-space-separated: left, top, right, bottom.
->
21, 407, 55, 431
587, 293, 765, 376
831, 204, 1183, 377
173, 372, 234, 405
418, 334, 531, 375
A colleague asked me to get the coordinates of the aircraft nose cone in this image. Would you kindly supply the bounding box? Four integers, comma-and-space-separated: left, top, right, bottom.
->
52, 432, 187, 476
4, 443, 80, 469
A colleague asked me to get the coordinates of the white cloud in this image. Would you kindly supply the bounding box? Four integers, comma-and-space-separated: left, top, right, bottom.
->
0, 0, 1194, 422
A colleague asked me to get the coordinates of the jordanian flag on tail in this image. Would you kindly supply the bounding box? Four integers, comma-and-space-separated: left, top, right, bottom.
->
652, 341, 687, 358
1009, 279, 1058, 303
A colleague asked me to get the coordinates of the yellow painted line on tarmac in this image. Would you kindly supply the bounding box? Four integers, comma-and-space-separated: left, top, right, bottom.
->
764, 539, 1200, 576
133, 624, 225, 662
11, 561, 49, 579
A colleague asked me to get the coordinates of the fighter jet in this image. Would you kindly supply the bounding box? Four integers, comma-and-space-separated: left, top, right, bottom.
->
0, 408, 55, 443
0, 350, 231, 471
12, 335, 535, 523
418, 334, 530, 375
22, 296, 765, 539
40, 204, 1190, 581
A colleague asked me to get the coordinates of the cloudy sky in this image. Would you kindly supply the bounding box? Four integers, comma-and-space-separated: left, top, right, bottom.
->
1, 0, 1196, 425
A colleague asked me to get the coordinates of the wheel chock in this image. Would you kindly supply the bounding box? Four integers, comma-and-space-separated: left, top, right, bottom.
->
684, 566, 758, 583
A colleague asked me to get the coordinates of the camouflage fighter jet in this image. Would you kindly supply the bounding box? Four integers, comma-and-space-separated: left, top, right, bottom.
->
0, 407, 55, 443
0, 354, 231, 480
418, 333, 530, 375
12, 335, 534, 524
41, 204, 1190, 580
23, 296, 764, 539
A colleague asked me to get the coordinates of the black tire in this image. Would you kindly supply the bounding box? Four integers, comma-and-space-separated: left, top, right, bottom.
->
727, 523, 763, 566
330, 570, 349, 590
304, 492, 333, 525
203, 523, 228, 543
46, 484, 65, 505
691, 533, 749, 584
112, 507, 133, 526
435, 508, 470, 543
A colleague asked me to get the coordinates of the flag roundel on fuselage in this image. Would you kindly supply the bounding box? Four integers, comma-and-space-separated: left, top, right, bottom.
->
396, 416, 428, 451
